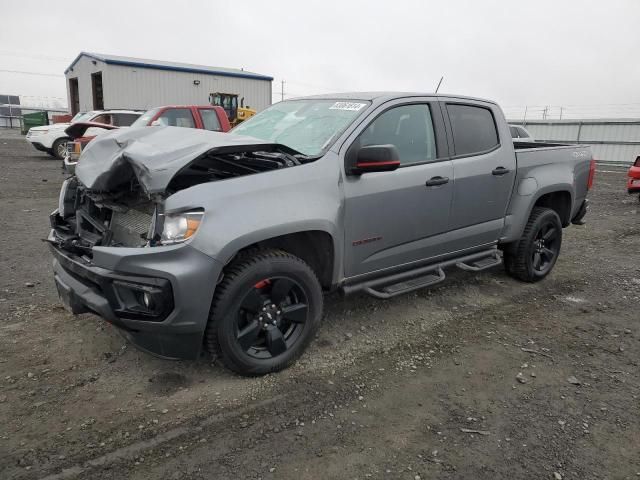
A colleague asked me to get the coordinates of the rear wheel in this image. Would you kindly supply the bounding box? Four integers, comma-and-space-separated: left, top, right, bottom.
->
503, 207, 562, 282
206, 250, 323, 376
51, 137, 69, 160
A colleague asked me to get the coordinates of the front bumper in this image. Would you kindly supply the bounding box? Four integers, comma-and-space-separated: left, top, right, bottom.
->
28, 141, 49, 152
49, 230, 223, 360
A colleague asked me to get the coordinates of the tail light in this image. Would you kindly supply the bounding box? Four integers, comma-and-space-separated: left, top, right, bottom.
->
587, 159, 596, 190
634, 156, 640, 167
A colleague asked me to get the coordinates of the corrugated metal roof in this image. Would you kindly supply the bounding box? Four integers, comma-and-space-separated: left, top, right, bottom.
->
64, 52, 273, 81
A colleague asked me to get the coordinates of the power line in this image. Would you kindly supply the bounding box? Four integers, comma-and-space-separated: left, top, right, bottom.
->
0, 69, 63, 77
0, 50, 69, 62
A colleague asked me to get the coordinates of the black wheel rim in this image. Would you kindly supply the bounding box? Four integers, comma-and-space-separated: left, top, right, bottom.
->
234, 277, 309, 359
531, 221, 560, 274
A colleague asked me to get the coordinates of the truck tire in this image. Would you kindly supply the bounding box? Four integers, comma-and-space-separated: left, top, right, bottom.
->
503, 207, 562, 283
51, 138, 69, 160
205, 249, 323, 376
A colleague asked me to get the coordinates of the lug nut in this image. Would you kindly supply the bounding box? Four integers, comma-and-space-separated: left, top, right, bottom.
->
276, 310, 281, 315
271, 304, 276, 308
262, 307, 266, 311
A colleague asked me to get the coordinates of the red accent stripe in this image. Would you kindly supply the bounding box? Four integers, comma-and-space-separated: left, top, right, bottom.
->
587, 159, 596, 190
356, 161, 400, 168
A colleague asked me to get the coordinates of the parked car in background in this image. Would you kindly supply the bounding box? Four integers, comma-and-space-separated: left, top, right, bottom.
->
63, 106, 231, 173
26, 110, 142, 159
63, 122, 120, 172
130, 105, 231, 132
510, 124, 534, 142
628, 155, 640, 200
49, 92, 594, 376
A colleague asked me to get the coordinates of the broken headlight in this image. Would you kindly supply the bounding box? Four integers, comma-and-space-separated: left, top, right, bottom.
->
58, 177, 77, 218
159, 209, 204, 245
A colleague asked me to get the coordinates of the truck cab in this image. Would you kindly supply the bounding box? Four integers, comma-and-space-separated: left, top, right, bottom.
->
48, 92, 593, 376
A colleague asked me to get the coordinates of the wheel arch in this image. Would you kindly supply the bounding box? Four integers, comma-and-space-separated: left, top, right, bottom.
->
501, 184, 574, 243
219, 226, 339, 291
530, 188, 574, 227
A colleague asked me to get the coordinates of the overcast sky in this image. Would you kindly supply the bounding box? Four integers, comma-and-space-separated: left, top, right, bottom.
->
2, 0, 640, 118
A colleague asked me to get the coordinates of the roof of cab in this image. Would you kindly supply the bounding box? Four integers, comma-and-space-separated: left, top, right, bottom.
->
288, 92, 498, 105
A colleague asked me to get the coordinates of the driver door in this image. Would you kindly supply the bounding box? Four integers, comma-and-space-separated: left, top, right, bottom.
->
342, 100, 454, 278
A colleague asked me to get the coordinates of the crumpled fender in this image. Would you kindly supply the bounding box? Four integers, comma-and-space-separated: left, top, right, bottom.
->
75, 126, 278, 195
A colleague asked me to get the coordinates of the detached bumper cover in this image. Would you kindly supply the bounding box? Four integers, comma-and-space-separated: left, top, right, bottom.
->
49, 230, 223, 360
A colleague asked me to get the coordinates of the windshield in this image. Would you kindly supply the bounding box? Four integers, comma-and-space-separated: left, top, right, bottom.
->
131, 108, 161, 128
232, 99, 370, 156
71, 112, 92, 123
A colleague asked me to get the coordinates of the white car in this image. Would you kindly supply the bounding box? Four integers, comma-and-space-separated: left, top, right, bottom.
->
25, 110, 142, 159
509, 124, 534, 142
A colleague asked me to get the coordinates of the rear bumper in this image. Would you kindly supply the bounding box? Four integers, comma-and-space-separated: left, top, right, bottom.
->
49, 230, 223, 360
571, 199, 589, 225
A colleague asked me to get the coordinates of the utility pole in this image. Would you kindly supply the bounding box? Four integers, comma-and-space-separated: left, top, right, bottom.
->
523, 106, 528, 126
559, 107, 564, 120
281, 80, 285, 102
542, 106, 548, 120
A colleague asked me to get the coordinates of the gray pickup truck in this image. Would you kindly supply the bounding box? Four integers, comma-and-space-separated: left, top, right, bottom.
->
48, 93, 594, 375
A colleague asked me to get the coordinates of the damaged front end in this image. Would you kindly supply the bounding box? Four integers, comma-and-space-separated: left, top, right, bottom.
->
50, 176, 157, 253
47, 126, 305, 359
50, 126, 302, 254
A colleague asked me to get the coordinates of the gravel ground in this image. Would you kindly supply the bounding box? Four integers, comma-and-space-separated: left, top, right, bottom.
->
0, 130, 639, 480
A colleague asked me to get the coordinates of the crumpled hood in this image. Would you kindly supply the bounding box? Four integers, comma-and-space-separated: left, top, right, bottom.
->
75, 126, 278, 194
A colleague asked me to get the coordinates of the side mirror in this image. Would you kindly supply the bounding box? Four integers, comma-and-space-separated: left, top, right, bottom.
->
351, 144, 400, 174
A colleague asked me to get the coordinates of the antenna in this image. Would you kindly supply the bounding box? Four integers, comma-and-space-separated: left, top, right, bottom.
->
435, 76, 444, 93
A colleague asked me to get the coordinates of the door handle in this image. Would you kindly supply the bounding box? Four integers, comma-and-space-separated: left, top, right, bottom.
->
492, 166, 510, 176
425, 176, 449, 187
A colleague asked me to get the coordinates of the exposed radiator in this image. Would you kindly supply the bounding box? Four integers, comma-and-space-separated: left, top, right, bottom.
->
110, 208, 152, 247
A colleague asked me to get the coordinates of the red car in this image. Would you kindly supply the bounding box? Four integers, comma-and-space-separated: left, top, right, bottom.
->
628, 155, 640, 199
64, 106, 231, 172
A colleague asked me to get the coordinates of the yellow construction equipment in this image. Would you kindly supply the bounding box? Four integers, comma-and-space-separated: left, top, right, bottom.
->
209, 92, 256, 127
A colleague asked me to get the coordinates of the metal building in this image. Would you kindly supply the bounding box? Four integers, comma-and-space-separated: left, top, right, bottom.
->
64, 52, 273, 115
509, 119, 640, 164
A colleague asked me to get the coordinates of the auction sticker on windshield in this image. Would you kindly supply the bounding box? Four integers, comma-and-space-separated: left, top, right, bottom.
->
329, 102, 367, 111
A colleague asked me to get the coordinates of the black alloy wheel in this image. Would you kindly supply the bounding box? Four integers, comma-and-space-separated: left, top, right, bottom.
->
503, 207, 563, 282
236, 277, 309, 359
531, 221, 560, 275
206, 250, 323, 376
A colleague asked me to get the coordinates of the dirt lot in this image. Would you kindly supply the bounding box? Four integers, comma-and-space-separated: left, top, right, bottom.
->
0, 130, 638, 480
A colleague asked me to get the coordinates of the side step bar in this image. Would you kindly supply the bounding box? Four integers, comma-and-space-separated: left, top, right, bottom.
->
342, 248, 502, 299
456, 251, 502, 272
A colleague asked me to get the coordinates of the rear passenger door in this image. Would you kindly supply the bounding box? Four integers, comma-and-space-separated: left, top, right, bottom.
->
342, 100, 454, 278
444, 102, 516, 249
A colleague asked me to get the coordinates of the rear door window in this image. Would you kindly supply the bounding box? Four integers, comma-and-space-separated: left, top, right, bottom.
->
112, 113, 141, 126
155, 108, 196, 128
358, 104, 437, 165
446, 104, 499, 156
199, 109, 222, 131
90, 113, 113, 125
